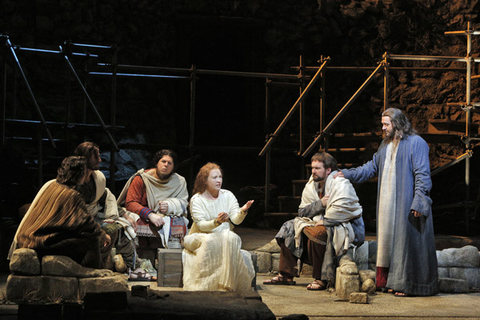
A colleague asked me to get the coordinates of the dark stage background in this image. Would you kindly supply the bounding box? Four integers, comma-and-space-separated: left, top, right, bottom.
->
1, 1, 480, 271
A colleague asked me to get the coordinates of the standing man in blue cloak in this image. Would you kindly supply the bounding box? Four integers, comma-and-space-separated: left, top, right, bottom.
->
337, 107, 438, 297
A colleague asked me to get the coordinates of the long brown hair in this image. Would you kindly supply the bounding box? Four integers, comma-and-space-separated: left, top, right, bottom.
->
74, 141, 99, 159
192, 162, 222, 195
56, 156, 86, 186
382, 108, 417, 143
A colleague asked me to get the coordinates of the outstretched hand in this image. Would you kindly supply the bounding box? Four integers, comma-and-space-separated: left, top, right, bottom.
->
241, 200, 254, 212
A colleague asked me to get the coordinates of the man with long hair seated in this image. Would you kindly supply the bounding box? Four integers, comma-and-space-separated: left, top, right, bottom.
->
9, 156, 110, 269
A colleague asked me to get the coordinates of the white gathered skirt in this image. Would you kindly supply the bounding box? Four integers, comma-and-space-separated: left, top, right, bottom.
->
182, 229, 255, 293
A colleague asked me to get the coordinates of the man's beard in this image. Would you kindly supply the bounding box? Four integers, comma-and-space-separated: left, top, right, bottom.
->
156, 169, 174, 181
383, 129, 397, 144
313, 175, 325, 182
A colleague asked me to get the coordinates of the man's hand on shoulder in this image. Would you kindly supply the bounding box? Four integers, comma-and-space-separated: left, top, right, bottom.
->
333, 171, 344, 179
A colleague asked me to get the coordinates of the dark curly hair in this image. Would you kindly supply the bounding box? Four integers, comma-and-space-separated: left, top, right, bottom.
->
152, 149, 177, 170
56, 156, 87, 186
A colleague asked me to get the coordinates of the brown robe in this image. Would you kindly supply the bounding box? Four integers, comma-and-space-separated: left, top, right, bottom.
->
16, 181, 106, 268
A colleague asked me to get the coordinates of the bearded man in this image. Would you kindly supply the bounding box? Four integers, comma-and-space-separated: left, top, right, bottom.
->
264, 152, 364, 290
337, 107, 438, 297
117, 149, 189, 265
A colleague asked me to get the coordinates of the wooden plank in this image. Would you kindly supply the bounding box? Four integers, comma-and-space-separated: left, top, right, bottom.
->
157, 249, 183, 287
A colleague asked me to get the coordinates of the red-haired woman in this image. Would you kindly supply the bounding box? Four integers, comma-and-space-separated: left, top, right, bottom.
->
182, 162, 254, 292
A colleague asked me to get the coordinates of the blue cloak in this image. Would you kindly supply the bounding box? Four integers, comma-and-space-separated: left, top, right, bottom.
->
343, 134, 439, 296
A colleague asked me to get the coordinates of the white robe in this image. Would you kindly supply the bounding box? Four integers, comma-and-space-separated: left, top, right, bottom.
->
182, 190, 255, 292
294, 171, 362, 255
88, 171, 137, 240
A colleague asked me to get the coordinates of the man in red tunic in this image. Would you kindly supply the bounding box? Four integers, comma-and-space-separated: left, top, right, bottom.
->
117, 150, 188, 266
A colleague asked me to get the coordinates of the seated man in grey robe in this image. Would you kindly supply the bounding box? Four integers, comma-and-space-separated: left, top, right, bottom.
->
264, 152, 364, 290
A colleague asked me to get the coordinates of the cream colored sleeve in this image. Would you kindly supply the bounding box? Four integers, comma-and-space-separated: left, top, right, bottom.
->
190, 195, 218, 232
226, 191, 247, 225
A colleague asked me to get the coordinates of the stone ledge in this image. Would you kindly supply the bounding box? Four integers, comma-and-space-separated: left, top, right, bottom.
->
6, 249, 128, 304
253, 242, 480, 293
438, 277, 469, 293
437, 246, 480, 268
7, 275, 79, 303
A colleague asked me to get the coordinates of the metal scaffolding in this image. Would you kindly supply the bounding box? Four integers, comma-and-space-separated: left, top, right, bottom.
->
1, 35, 120, 187
259, 23, 479, 234
2, 23, 479, 233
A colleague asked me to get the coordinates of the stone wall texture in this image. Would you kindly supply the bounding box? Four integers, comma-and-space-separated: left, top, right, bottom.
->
1, 0, 479, 235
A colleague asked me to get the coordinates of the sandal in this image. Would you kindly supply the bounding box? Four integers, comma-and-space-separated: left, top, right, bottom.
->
263, 275, 296, 285
128, 268, 157, 282
394, 292, 411, 297
307, 280, 326, 291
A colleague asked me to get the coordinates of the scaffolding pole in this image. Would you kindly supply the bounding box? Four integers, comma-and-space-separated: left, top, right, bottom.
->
259, 58, 330, 157
302, 61, 384, 157
2, 35, 56, 149
60, 45, 119, 151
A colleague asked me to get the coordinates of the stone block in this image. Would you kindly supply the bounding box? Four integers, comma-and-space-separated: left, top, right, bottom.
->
9, 249, 41, 276
7, 275, 79, 303
438, 277, 469, 293
354, 241, 369, 270
6, 274, 42, 302
337, 261, 358, 275
42, 255, 114, 278
254, 251, 272, 273
436, 246, 480, 268
335, 268, 360, 300
438, 267, 449, 278
449, 267, 480, 288
359, 269, 375, 283
339, 254, 355, 266
360, 278, 376, 294
271, 253, 280, 273
256, 239, 281, 253
350, 292, 368, 304
78, 274, 128, 298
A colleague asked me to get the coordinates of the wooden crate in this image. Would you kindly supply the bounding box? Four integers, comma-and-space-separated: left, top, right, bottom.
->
157, 249, 183, 287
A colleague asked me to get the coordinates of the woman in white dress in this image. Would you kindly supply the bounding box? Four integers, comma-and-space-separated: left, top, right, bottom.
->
182, 162, 255, 292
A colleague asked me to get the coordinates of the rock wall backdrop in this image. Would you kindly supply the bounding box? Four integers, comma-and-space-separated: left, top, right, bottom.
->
0, 0, 479, 248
